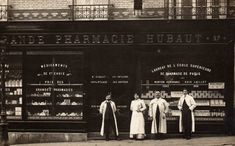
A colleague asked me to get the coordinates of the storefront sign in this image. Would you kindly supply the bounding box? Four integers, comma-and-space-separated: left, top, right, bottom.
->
90, 75, 129, 84
151, 63, 212, 73
0, 32, 229, 46
146, 63, 214, 86
151, 64, 211, 78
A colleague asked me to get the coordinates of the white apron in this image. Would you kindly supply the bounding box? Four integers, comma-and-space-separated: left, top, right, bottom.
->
99, 100, 119, 136
130, 99, 146, 135
149, 98, 169, 134
178, 95, 197, 132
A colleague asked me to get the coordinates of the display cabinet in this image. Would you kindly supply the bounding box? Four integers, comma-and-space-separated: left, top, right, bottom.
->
141, 80, 226, 122
25, 52, 84, 121
0, 52, 23, 120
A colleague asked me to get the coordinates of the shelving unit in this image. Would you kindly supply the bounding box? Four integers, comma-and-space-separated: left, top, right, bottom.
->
27, 85, 84, 120
140, 80, 226, 122
0, 54, 23, 120
26, 54, 84, 121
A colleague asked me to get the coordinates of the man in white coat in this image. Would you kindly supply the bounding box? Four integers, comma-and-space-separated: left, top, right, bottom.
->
149, 91, 169, 139
178, 89, 197, 140
130, 93, 146, 140
99, 94, 119, 141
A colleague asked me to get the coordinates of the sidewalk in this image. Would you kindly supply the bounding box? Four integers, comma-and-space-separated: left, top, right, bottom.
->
11, 135, 235, 146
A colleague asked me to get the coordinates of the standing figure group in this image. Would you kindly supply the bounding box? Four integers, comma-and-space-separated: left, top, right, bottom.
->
99, 89, 197, 141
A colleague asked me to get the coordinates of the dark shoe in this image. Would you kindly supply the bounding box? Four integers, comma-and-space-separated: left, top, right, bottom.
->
159, 136, 164, 140
115, 136, 120, 140
186, 137, 191, 140
129, 137, 134, 140
105, 136, 109, 141
159, 133, 164, 140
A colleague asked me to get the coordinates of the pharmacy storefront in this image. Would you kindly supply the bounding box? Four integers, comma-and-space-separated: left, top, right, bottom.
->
0, 20, 234, 143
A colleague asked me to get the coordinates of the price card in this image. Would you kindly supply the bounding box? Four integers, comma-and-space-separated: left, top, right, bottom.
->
208, 82, 225, 89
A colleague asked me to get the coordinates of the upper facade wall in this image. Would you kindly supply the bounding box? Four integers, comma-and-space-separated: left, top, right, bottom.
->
0, 0, 234, 21
9, 0, 72, 9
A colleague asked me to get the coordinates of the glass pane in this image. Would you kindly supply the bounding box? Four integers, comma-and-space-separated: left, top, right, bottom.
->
25, 51, 84, 120
0, 52, 23, 120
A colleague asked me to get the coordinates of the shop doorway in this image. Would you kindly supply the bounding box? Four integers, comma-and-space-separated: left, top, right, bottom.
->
86, 48, 135, 137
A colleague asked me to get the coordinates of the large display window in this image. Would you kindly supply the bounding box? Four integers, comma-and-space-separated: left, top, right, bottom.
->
138, 47, 228, 132
0, 52, 23, 120
25, 51, 84, 121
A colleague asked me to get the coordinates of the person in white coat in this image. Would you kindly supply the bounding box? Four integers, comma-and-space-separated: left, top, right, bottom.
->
99, 94, 119, 141
149, 91, 169, 139
130, 93, 146, 140
178, 89, 197, 140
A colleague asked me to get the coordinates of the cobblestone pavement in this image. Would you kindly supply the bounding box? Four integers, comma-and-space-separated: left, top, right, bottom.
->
11, 136, 235, 146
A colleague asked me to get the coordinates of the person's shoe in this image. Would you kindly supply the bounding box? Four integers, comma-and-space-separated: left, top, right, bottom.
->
159, 136, 164, 140
115, 136, 120, 140
186, 137, 191, 140
154, 134, 159, 140
105, 138, 109, 141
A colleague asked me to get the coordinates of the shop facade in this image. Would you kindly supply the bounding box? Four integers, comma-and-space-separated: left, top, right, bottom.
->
0, 20, 234, 143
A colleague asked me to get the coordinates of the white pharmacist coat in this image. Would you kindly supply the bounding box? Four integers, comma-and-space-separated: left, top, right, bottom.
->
130, 99, 146, 135
178, 94, 197, 132
149, 98, 169, 134
99, 100, 119, 136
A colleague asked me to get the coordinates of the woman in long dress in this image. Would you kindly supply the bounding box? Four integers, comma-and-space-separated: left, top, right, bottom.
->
130, 93, 146, 140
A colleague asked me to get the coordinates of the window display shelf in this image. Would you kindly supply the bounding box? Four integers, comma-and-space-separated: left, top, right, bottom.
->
28, 116, 83, 120
6, 104, 22, 106
55, 104, 83, 106
141, 83, 208, 86
5, 116, 22, 120
4, 86, 23, 88
27, 96, 51, 98
164, 117, 224, 121
140, 78, 226, 125
0, 56, 23, 120
28, 84, 83, 86
195, 117, 224, 121
27, 104, 53, 106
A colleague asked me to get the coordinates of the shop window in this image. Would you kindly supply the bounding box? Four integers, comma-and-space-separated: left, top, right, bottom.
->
0, 52, 23, 120
25, 51, 84, 121
139, 50, 227, 132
